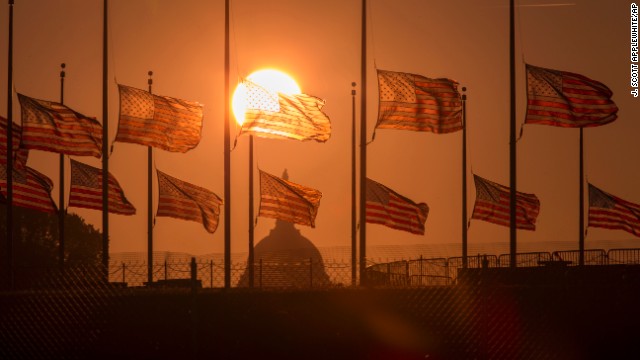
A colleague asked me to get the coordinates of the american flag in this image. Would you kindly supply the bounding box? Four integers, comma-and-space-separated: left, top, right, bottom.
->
18, 94, 102, 158
156, 170, 222, 233
115, 84, 203, 153
68, 159, 136, 215
588, 183, 640, 237
525, 64, 618, 127
365, 178, 429, 235
259, 170, 322, 227
471, 175, 540, 231
0, 164, 57, 213
376, 69, 462, 134
0, 116, 28, 173
241, 79, 331, 142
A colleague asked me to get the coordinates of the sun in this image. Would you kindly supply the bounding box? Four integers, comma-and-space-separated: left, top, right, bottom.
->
232, 69, 301, 126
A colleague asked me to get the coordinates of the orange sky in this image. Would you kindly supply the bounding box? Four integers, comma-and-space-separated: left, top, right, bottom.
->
0, 0, 638, 259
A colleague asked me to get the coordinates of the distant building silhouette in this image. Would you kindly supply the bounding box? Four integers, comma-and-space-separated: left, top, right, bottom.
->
237, 219, 332, 288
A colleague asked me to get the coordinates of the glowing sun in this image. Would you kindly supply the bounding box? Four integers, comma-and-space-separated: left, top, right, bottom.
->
232, 69, 301, 126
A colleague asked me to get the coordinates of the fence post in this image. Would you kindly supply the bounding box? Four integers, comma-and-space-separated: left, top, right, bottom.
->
445, 258, 450, 285
259, 258, 263, 289
405, 260, 410, 287
387, 262, 391, 286
419, 255, 423, 286
309, 257, 313, 289
122, 262, 126, 284
190, 257, 197, 291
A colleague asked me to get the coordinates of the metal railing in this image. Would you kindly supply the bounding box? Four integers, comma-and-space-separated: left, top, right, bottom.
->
4, 248, 640, 291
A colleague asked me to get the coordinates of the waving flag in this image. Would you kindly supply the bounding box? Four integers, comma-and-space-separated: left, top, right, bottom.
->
471, 175, 540, 231
0, 116, 28, 172
525, 64, 618, 127
156, 170, 222, 233
0, 165, 56, 212
588, 183, 640, 237
366, 178, 429, 235
115, 84, 203, 152
240, 79, 331, 142
376, 69, 462, 134
259, 170, 322, 227
68, 159, 136, 215
18, 94, 102, 158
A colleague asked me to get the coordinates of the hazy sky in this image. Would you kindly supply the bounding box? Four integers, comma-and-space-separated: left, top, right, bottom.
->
0, 0, 637, 259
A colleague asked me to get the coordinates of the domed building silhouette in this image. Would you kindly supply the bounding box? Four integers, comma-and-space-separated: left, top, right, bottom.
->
237, 170, 332, 288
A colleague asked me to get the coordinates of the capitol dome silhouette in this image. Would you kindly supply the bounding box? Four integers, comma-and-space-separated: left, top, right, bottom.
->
237, 219, 332, 288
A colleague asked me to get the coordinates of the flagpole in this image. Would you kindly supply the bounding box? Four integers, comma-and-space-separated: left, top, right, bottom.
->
579, 128, 584, 266
102, 0, 110, 279
248, 136, 254, 287
461, 87, 468, 269
147, 71, 154, 284
59, 63, 66, 271
351, 82, 357, 286
223, 0, 231, 288
509, 0, 517, 268
359, 0, 367, 285
6, 0, 14, 288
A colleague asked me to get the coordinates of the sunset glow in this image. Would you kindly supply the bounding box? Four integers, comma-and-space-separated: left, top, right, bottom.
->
232, 69, 301, 126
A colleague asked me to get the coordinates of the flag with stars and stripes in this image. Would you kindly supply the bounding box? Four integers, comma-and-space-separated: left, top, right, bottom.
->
18, 94, 102, 158
0, 116, 28, 173
375, 69, 462, 134
365, 178, 429, 235
115, 84, 204, 152
258, 170, 322, 227
68, 159, 136, 215
240, 79, 331, 142
0, 165, 57, 213
525, 64, 618, 127
471, 175, 540, 231
588, 183, 640, 237
156, 169, 222, 233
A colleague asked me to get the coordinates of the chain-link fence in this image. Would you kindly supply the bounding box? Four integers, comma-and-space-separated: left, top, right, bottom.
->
4, 247, 640, 291
2, 246, 640, 359
105, 258, 353, 289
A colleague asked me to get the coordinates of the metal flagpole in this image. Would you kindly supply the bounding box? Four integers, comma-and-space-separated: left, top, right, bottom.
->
248, 135, 254, 287
351, 82, 357, 286
579, 128, 584, 266
359, 0, 367, 285
6, 0, 14, 288
147, 71, 154, 284
509, 0, 517, 268
59, 63, 66, 270
102, 0, 110, 279
224, 0, 231, 288
461, 87, 468, 269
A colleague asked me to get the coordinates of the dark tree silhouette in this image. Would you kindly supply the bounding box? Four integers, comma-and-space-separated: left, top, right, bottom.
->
0, 204, 102, 268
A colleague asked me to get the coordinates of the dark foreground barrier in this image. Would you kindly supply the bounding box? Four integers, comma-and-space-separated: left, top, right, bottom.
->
2, 265, 640, 359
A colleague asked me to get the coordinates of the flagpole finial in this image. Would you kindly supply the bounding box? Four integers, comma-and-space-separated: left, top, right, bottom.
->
148, 70, 153, 86
461, 86, 466, 101
60, 63, 66, 78
352, 82, 356, 95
